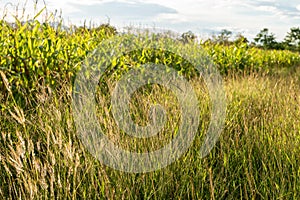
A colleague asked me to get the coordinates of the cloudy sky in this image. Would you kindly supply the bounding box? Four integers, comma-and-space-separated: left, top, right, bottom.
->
1, 0, 300, 40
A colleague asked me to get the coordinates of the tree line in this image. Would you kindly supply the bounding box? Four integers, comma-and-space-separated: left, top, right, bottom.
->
180, 28, 300, 52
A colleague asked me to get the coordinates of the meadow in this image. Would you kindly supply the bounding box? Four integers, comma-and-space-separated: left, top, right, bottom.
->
0, 18, 300, 199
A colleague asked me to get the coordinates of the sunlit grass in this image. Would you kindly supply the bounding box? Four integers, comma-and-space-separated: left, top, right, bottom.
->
1, 70, 300, 199
0, 11, 300, 199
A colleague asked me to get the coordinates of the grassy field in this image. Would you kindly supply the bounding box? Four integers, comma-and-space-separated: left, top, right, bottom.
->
1, 18, 300, 199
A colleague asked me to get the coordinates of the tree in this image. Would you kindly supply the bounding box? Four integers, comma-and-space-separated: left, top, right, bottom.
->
213, 29, 233, 45
93, 23, 117, 36
254, 28, 278, 49
180, 31, 197, 44
219, 29, 232, 44
234, 33, 248, 45
284, 27, 300, 51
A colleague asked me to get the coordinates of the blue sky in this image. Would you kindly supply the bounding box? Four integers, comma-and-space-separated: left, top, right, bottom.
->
1, 0, 300, 40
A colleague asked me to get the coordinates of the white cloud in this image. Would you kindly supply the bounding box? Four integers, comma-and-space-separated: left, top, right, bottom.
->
256, 6, 277, 12
154, 13, 189, 23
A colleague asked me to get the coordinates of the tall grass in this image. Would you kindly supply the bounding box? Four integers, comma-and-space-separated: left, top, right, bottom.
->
0, 12, 300, 199
1, 71, 300, 199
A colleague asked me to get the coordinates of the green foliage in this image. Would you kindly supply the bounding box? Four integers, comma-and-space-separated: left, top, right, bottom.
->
0, 19, 116, 108
234, 34, 248, 45
1, 16, 300, 199
180, 30, 197, 44
203, 42, 300, 75
254, 28, 278, 49
213, 29, 233, 45
1, 19, 299, 97
284, 27, 300, 51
